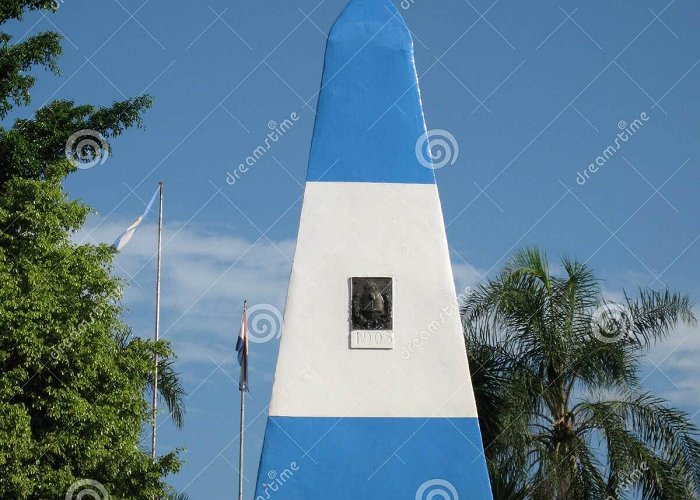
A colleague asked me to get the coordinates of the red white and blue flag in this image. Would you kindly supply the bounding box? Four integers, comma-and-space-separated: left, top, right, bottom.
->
236, 303, 249, 392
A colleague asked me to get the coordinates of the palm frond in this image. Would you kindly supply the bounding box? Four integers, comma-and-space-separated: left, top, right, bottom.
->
147, 356, 186, 429
625, 289, 696, 348
167, 492, 190, 500
575, 393, 700, 498
505, 247, 551, 290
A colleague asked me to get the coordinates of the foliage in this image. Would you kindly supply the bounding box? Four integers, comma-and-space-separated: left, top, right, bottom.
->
464, 248, 700, 500
0, 0, 61, 119
0, 1, 185, 498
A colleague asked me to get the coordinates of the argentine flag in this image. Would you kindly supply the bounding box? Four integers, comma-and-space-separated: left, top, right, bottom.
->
112, 187, 160, 251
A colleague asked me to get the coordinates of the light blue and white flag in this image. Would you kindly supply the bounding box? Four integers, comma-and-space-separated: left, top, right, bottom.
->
112, 187, 159, 251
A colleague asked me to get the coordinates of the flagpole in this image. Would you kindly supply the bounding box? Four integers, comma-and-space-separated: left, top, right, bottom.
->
238, 300, 247, 500
239, 381, 245, 500
151, 181, 164, 461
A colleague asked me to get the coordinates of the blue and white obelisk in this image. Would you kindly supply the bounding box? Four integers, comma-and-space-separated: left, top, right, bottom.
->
254, 0, 492, 498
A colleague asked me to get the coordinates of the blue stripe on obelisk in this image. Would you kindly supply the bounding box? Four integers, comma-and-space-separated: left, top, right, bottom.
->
255, 417, 492, 499
306, 0, 436, 184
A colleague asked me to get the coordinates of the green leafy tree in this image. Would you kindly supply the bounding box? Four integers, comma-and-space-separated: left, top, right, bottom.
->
0, 1, 185, 498
464, 248, 700, 499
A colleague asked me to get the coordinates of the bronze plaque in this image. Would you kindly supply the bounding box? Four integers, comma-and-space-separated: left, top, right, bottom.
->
351, 278, 393, 330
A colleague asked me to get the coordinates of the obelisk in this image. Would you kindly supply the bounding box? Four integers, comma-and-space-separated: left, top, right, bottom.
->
254, 0, 493, 498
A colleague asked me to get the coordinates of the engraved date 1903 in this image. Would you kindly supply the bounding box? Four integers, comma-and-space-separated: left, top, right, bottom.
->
350, 330, 394, 350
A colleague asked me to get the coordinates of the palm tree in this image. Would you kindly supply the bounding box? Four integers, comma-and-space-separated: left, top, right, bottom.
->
167, 493, 190, 500
463, 248, 700, 499
147, 356, 186, 429
115, 329, 186, 429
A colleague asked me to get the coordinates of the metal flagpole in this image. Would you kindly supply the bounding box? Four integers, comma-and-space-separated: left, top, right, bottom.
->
239, 382, 245, 500
238, 300, 247, 500
151, 181, 164, 461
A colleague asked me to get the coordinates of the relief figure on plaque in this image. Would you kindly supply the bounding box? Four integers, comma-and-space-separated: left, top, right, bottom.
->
362, 282, 385, 318
351, 278, 392, 330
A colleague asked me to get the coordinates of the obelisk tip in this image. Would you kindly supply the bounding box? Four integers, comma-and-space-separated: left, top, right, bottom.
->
306, 0, 435, 184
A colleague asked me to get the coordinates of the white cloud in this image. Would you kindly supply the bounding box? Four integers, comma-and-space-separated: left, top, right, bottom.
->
76, 217, 293, 365
74, 218, 700, 417
452, 261, 485, 295
644, 313, 700, 411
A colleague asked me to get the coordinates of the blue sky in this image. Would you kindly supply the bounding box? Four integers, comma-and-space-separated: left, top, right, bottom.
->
5, 0, 700, 498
